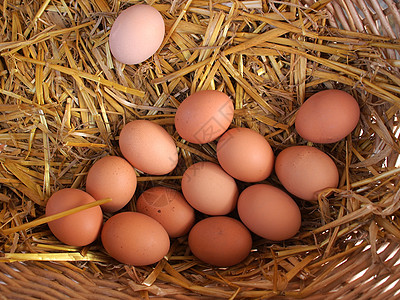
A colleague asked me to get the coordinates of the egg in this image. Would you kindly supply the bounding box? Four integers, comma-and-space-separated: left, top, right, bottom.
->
136, 186, 195, 238
217, 127, 274, 182
101, 212, 170, 266
181, 161, 238, 215
188, 216, 252, 267
119, 120, 178, 175
295, 89, 360, 143
275, 146, 339, 201
174, 90, 234, 144
45, 188, 103, 246
109, 4, 165, 65
86, 156, 137, 213
237, 184, 301, 241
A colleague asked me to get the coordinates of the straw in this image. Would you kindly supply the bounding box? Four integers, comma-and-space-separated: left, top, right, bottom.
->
0, 0, 399, 298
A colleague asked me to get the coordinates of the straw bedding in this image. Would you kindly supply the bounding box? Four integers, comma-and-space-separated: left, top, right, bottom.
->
0, 0, 399, 299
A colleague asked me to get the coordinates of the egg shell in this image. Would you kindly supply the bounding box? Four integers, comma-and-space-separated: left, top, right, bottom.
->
275, 146, 339, 201
181, 161, 238, 215
86, 156, 137, 212
101, 212, 170, 266
45, 188, 103, 247
295, 89, 360, 143
188, 216, 252, 267
109, 4, 165, 65
174, 90, 234, 144
119, 120, 178, 175
136, 186, 195, 238
217, 128, 274, 182
237, 184, 301, 241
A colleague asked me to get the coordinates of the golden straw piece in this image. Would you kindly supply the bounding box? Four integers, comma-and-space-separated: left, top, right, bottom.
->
1, 198, 111, 235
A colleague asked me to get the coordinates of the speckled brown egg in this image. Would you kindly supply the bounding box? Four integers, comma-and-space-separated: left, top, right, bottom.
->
295, 89, 360, 143
238, 184, 301, 241
174, 90, 234, 144
188, 216, 252, 267
136, 186, 195, 238
101, 212, 170, 266
275, 146, 339, 201
46, 188, 103, 246
119, 120, 178, 175
181, 161, 238, 215
86, 156, 137, 213
217, 128, 274, 182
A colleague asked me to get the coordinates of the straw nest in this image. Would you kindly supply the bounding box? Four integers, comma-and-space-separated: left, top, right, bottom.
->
0, 0, 400, 299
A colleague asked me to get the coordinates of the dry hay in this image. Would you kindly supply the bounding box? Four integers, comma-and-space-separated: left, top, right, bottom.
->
0, 0, 400, 299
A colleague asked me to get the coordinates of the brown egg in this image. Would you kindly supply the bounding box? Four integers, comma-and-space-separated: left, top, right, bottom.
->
136, 186, 195, 238
86, 156, 137, 212
188, 216, 252, 267
238, 184, 301, 241
181, 161, 238, 215
101, 212, 170, 266
217, 128, 274, 182
174, 90, 234, 144
119, 120, 178, 175
45, 188, 103, 246
109, 4, 165, 65
295, 89, 360, 143
275, 146, 339, 201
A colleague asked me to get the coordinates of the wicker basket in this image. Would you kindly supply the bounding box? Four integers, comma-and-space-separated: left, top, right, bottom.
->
0, 0, 399, 299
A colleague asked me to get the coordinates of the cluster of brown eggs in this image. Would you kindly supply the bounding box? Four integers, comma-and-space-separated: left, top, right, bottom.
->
46, 87, 360, 267
45, 3, 361, 268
